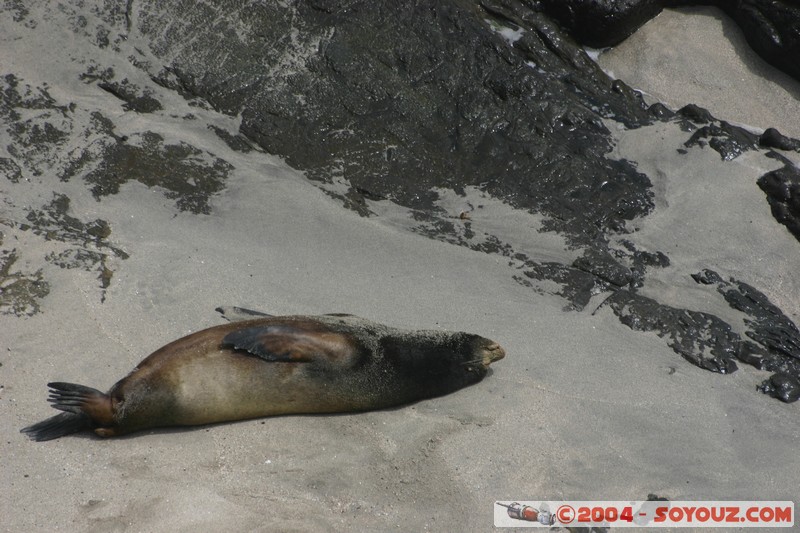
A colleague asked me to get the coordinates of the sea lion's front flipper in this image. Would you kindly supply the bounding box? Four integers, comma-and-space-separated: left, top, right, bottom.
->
221, 324, 357, 364
215, 306, 273, 322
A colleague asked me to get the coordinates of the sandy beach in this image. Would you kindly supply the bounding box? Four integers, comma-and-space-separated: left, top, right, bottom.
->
596, 7, 800, 140
2, 4, 799, 532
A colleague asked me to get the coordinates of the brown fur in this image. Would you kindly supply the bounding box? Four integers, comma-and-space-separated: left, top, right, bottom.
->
22, 314, 504, 440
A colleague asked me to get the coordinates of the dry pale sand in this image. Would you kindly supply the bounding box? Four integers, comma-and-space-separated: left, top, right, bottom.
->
2, 4, 799, 533
596, 6, 800, 140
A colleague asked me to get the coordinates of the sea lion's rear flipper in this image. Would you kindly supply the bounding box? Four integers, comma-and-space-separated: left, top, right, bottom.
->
20, 411, 92, 441
221, 324, 358, 364
46, 382, 111, 418
20, 382, 114, 441
215, 306, 273, 322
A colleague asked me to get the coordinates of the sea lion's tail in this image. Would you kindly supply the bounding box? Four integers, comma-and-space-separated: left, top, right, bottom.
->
20, 411, 92, 441
20, 382, 112, 441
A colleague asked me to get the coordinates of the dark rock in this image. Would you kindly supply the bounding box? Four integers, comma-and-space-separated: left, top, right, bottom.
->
632, 249, 670, 268
615, 241, 670, 288
647, 102, 676, 121
691, 268, 723, 285
519, 259, 602, 312
757, 159, 800, 240
135, 0, 655, 245
677, 103, 715, 125
0, 157, 23, 183
81, 131, 232, 215
603, 290, 740, 374
758, 373, 800, 403
730, 0, 800, 83
572, 248, 633, 287
0, 74, 71, 177
759, 128, 800, 151
530, 1, 800, 83
209, 125, 254, 153
684, 121, 760, 161
533, 0, 664, 48
629, 249, 670, 288
692, 269, 800, 400
97, 80, 163, 113
695, 270, 800, 363
722, 279, 800, 362
735, 340, 771, 368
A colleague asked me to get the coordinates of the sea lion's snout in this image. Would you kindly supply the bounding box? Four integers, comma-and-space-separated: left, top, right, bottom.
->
481, 342, 505, 367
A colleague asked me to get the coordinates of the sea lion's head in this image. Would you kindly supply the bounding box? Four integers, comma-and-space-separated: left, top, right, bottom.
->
473, 336, 506, 369
448, 333, 505, 381
379, 331, 505, 400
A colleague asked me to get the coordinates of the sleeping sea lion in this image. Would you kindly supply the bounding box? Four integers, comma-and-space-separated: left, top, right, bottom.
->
21, 311, 505, 441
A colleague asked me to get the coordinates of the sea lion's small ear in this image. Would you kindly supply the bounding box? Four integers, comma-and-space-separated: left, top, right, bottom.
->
221, 324, 357, 364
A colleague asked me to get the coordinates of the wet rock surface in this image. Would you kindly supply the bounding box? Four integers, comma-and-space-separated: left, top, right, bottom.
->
758, 155, 800, 241
602, 289, 741, 375
535, 0, 800, 82
141, 0, 658, 239
689, 268, 800, 402
2, 0, 799, 404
